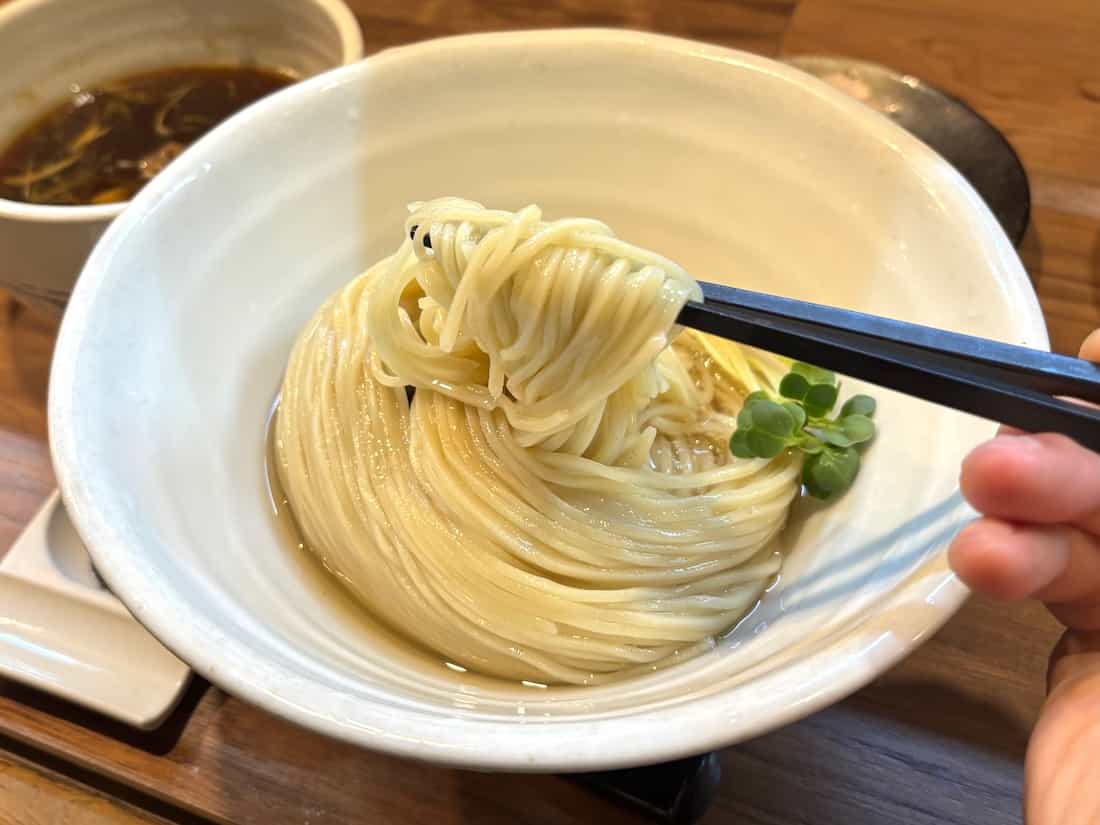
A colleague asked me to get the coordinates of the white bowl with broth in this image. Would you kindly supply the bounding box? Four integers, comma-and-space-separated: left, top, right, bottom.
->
0, 0, 362, 312
50, 30, 1045, 770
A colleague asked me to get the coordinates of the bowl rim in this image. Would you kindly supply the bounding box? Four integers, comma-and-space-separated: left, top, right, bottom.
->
0, 0, 364, 221
49, 28, 1046, 771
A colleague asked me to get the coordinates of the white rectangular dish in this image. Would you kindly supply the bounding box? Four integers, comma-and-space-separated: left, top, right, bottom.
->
0, 492, 191, 729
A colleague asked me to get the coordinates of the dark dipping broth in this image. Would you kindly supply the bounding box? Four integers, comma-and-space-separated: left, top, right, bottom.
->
0, 65, 297, 206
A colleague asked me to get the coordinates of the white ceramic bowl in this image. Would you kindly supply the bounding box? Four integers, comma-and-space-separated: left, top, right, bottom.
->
50, 30, 1046, 771
0, 0, 362, 312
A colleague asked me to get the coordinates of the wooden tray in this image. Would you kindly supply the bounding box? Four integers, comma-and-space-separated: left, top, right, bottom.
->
0, 593, 1060, 825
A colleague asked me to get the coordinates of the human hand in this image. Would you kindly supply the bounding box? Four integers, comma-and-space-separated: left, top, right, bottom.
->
949, 329, 1100, 825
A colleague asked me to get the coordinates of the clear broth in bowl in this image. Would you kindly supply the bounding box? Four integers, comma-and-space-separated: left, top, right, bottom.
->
0, 65, 296, 206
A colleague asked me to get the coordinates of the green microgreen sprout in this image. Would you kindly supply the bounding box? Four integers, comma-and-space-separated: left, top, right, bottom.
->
729, 362, 877, 500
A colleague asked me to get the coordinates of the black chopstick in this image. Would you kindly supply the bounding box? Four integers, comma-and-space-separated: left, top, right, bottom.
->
677, 283, 1100, 453
695, 281, 1100, 404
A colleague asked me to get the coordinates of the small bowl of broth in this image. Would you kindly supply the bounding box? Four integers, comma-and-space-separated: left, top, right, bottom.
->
0, 0, 362, 312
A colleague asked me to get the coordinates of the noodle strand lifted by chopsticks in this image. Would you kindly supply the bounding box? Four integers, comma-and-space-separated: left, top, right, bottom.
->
274, 198, 801, 685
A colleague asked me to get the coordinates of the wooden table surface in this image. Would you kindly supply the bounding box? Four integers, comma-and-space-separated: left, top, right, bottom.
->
2, 0, 1098, 823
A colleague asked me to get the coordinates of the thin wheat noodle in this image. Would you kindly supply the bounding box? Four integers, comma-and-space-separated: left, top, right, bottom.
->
274, 198, 802, 685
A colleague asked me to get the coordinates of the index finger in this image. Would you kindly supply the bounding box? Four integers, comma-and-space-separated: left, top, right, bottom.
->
1080, 328, 1100, 363
959, 331, 1100, 530
960, 433, 1100, 533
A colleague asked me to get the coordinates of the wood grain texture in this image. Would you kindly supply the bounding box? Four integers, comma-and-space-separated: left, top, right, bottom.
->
348, 0, 797, 57
0, 679, 648, 825
0, 0, 1093, 823
0, 749, 164, 825
0, 297, 56, 560
784, 0, 1100, 356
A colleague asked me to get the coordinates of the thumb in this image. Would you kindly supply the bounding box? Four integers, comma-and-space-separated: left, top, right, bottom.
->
1026, 630, 1100, 824
1047, 630, 1100, 692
